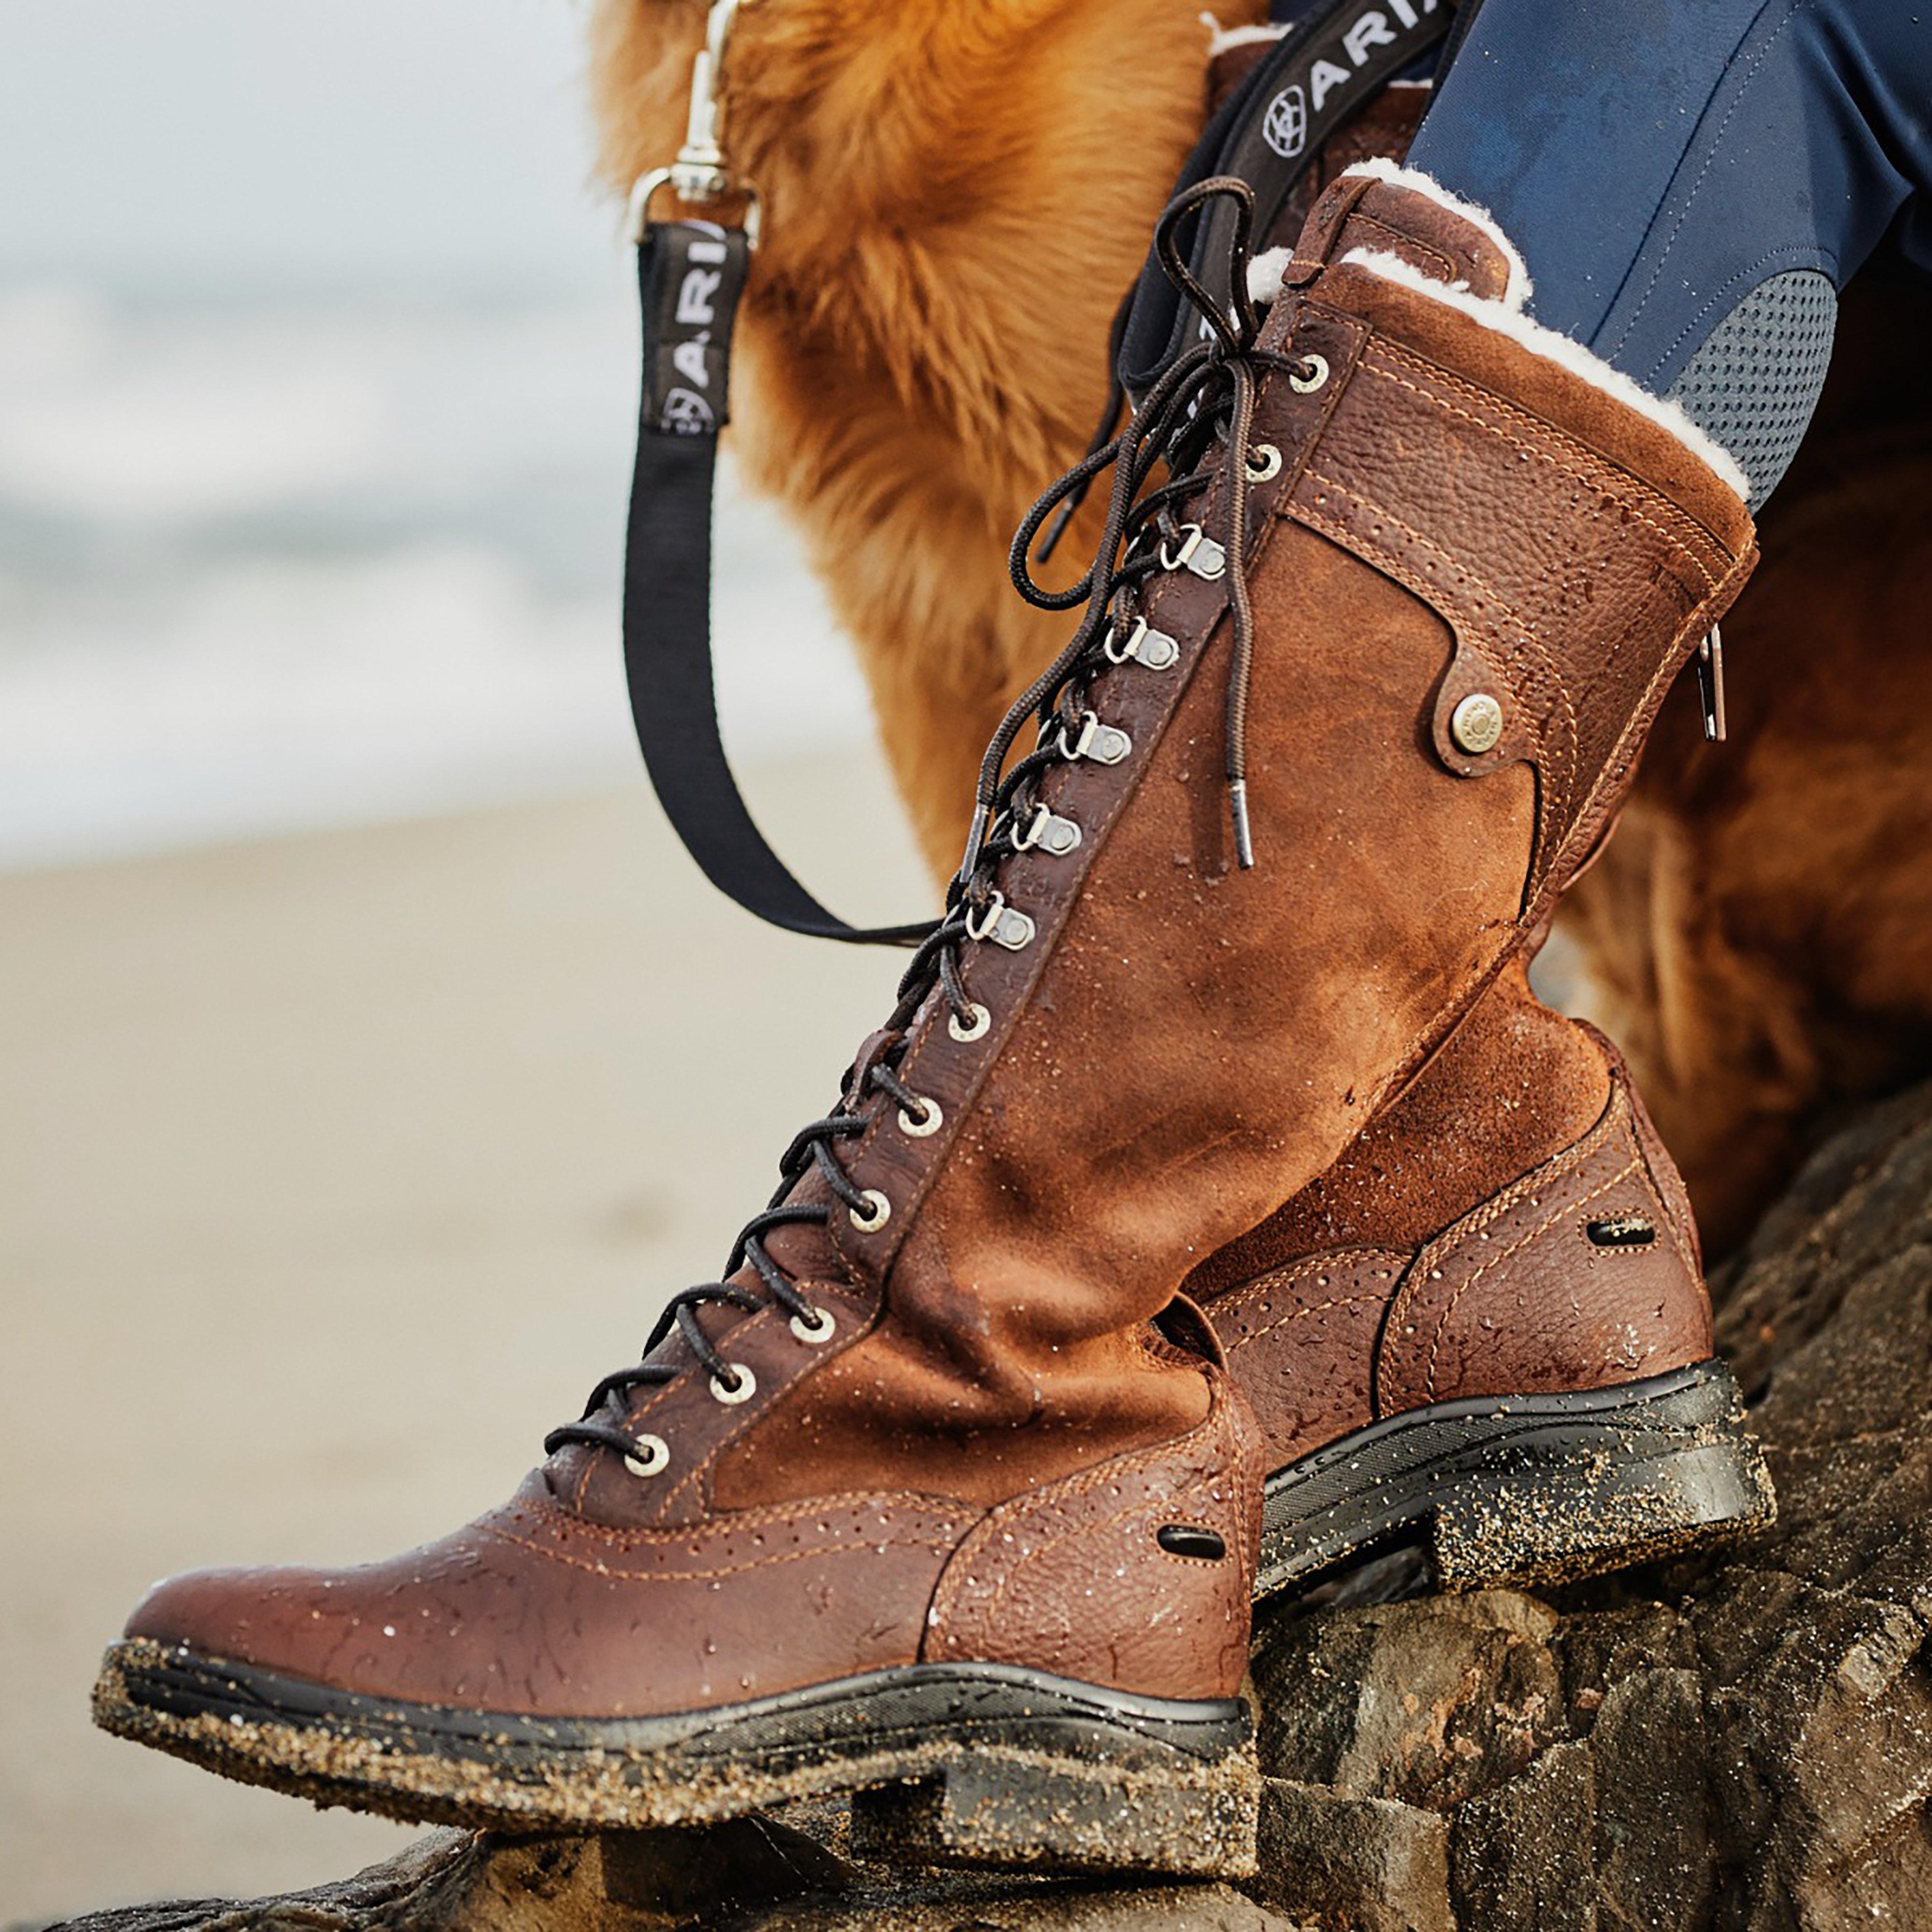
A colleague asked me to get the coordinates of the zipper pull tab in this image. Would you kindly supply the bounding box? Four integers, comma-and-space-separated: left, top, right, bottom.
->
1696, 625, 1727, 743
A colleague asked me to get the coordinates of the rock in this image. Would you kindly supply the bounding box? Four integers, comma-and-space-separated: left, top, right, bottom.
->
46, 1821, 864, 1932
46, 1829, 1297, 1932
51, 1081, 1932, 1932
1252, 1784, 1452, 1932
1449, 1741, 1594, 1932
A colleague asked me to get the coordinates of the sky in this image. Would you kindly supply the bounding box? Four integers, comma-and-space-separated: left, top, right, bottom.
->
0, 0, 615, 299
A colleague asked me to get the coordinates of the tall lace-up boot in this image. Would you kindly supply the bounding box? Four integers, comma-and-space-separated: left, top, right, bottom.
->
98, 161, 1755, 1867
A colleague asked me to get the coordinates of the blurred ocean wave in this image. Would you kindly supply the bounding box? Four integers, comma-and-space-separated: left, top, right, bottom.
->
0, 282, 867, 868
0, 1, 867, 870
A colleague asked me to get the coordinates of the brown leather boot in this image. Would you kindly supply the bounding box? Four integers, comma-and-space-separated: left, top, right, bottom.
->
1188, 958, 1775, 1602
97, 164, 1751, 1865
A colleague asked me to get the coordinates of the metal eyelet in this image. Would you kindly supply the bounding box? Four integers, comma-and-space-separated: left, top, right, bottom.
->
948, 1002, 992, 1042
623, 1433, 670, 1478
789, 1305, 837, 1344
1104, 617, 1179, 671
708, 1364, 756, 1406
1289, 353, 1329, 395
1012, 801, 1082, 856
897, 1094, 943, 1137
1057, 711, 1132, 766
849, 1188, 892, 1233
964, 891, 1036, 951
1245, 442, 1282, 482
1159, 523, 1227, 580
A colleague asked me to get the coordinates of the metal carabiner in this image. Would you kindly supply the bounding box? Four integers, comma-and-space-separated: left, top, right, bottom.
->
626, 0, 763, 246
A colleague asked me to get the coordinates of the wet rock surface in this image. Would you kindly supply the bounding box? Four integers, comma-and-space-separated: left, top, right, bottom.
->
51, 1084, 1932, 1932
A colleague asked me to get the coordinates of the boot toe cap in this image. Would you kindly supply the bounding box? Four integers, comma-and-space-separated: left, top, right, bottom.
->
124, 1562, 355, 1680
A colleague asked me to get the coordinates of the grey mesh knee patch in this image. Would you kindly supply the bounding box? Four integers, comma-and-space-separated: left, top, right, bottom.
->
1665, 270, 1837, 511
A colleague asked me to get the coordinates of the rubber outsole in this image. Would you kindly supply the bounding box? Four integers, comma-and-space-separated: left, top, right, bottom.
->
91, 1642, 1259, 1879
1256, 1359, 1776, 1601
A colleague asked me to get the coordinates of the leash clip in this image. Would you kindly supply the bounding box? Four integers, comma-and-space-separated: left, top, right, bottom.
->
628, 0, 763, 246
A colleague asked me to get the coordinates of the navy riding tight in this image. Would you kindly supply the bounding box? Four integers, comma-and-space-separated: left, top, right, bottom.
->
1408, 0, 1932, 506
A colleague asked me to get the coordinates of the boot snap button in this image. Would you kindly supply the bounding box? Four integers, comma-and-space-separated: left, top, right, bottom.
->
1449, 692, 1505, 756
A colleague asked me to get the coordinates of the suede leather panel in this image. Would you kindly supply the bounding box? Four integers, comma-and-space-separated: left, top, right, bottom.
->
726, 538, 1534, 1513
710, 306, 1377, 1515
922, 1373, 1260, 1701
1184, 958, 1612, 1294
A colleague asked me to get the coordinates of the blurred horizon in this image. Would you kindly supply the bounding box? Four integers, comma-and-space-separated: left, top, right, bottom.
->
0, 0, 867, 869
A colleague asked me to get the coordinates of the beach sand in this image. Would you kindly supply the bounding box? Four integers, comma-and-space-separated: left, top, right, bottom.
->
0, 755, 930, 1921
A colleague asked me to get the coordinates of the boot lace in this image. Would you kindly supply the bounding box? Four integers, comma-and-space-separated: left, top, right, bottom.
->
546, 178, 1312, 1472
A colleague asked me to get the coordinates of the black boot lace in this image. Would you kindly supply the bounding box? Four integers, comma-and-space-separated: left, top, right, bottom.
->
546, 178, 1317, 1473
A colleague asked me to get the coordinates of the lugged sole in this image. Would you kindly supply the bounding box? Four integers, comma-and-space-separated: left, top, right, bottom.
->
92, 1641, 1258, 1880
1256, 1360, 1775, 1601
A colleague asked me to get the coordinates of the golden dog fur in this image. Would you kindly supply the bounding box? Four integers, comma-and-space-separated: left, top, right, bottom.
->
590, 0, 1932, 1248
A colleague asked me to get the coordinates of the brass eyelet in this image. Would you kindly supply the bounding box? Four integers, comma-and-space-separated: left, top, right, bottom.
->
789, 1305, 837, 1345
709, 1363, 757, 1406
1289, 353, 1329, 394
1245, 442, 1282, 482
623, 1433, 670, 1477
948, 1002, 992, 1042
897, 1094, 943, 1138
849, 1188, 892, 1233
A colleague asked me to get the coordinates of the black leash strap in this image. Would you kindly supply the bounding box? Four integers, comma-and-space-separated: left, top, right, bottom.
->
621, 216, 934, 944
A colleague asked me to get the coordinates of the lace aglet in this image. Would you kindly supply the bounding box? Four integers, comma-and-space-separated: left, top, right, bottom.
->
957, 804, 991, 889
1228, 780, 1255, 869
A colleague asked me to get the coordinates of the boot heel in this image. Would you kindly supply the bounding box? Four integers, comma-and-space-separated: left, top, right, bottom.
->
1260, 1360, 1775, 1599
1424, 1369, 1776, 1591
847, 1738, 1261, 1879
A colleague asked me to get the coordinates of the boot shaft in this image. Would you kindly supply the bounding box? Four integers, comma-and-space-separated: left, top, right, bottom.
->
709, 169, 1752, 1515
